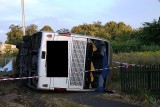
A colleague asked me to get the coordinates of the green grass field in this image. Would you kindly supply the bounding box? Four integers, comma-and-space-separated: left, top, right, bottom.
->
113, 51, 160, 65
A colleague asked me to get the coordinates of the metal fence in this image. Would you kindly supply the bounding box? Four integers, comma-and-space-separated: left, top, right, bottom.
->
120, 65, 160, 93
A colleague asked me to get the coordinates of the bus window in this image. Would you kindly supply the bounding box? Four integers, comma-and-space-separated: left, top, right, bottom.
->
46, 41, 68, 77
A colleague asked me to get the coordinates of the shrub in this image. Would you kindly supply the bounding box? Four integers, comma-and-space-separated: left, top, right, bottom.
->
113, 51, 160, 65
110, 40, 160, 53
110, 40, 140, 53
140, 45, 160, 52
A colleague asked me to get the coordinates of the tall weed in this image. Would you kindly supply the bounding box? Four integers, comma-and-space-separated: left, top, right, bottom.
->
113, 51, 160, 65
111, 51, 160, 81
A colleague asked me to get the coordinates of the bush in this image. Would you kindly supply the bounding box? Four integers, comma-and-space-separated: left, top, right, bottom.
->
140, 45, 160, 52
111, 40, 140, 53
110, 40, 160, 53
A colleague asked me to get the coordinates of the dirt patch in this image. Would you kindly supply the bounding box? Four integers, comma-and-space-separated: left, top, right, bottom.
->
0, 81, 141, 107
0, 81, 88, 107
100, 93, 142, 106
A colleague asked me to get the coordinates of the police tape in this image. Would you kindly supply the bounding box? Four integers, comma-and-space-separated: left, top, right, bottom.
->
112, 61, 144, 68
0, 66, 121, 81
0, 76, 40, 81
80, 61, 144, 73
74, 66, 126, 74
70, 65, 130, 75
0, 61, 140, 81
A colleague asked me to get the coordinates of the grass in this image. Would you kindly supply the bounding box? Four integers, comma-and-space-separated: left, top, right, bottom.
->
0, 81, 87, 107
113, 51, 160, 65
106, 51, 160, 107
1, 51, 160, 106
139, 89, 160, 107
105, 80, 160, 107
111, 51, 160, 82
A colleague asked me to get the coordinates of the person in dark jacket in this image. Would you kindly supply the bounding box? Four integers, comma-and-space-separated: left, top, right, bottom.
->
96, 43, 109, 93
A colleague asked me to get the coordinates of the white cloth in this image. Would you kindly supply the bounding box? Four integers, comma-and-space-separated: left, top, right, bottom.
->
0, 60, 13, 72
0, 67, 3, 71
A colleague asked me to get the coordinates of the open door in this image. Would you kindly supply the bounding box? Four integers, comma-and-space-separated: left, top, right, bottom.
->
68, 37, 87, 89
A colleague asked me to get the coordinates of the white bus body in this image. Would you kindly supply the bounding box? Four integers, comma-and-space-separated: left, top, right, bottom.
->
16, 31, 112, 91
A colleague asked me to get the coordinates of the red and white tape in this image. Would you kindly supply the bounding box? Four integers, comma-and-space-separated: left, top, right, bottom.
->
71, 65, 126, 74
0, 61, 141, 81
113, 61, 144, 66
73, 61, 139, 74
0, 76, 40, 81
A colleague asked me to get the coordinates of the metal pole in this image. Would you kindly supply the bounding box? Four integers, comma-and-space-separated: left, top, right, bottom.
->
21, 0, 25, 36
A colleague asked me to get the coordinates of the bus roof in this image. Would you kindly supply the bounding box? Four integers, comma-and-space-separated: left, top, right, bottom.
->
40, 31, 109, 43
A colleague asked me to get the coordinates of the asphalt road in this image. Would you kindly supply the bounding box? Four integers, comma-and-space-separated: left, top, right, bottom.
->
55, 91, 141, 107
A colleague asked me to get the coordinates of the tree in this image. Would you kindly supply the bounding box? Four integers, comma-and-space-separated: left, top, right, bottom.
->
71, 24, 88, 35
138, 17, 160, 45
40, 25, 53, 32
93, 21, 103, 29
71, 21, 103, 36
0, 41, 2, 47
104, 21, 133, 41
26, 24, 38, 36
6, 24, 23, 45
4, 44, 12, 54
71, 21, 134, 41
0, 42, 2, 55
71, 26, 83, 34
98, 28, 111, 39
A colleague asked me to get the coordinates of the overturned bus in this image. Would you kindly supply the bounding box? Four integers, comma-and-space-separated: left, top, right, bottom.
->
16, 31, 112, 91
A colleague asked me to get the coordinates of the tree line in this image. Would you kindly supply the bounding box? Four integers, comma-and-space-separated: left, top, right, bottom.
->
71, 17, 160, 53
5, 24, 53, 45
3, 17, 160, 53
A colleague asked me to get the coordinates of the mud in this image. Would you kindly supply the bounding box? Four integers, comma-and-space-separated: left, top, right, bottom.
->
0, 81, 140, 107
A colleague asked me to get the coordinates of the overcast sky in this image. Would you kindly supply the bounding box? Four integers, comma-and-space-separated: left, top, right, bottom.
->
0, 0, 160, 43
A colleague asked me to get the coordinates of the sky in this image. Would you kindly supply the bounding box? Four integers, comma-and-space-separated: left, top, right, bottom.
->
0, 0, 160, 43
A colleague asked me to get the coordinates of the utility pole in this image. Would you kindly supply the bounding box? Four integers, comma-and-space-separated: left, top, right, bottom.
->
21, 0, 25, 36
